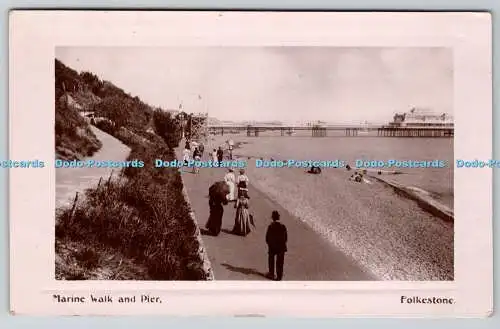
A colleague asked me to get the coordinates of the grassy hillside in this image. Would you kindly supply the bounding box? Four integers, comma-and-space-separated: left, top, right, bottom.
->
55, 59, 208, 280
55, 58, 162, 160
55, 60, 102, 160
56, 143, 208, 280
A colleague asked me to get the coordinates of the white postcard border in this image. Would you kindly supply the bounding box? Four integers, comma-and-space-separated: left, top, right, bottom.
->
9, 11, 492, 316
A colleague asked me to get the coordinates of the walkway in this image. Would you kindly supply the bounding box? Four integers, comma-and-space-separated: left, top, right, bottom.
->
56, 126, 130, 209
176, 145, 373, 281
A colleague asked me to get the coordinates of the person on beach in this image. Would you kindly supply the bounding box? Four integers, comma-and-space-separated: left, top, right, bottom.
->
206, 181, 229, 236
232, 189, 253, 236
192, 147, 202, 174
265, 210, 287, 281
224, 168, 237, 201
307, 166, 322, 174
349, 171, 363, 183
217, 146, 224, 165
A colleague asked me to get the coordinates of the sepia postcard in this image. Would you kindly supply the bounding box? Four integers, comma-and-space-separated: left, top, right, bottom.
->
8, 10, 492, 316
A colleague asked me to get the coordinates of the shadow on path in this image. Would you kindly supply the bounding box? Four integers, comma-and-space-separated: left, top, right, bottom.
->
200, 228, 242, 237
221, 263, 269, 280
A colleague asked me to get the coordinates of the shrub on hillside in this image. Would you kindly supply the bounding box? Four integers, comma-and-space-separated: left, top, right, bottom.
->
133, 130, 167, 146
93, 95, 152, 132
55, 143, 207, 280
153, 109, 182, 148
55, 96, 102, 160
55, 57, 208, 281
80, 71, 104, 95
94, 119, 116, 135
55, 59, 82, 97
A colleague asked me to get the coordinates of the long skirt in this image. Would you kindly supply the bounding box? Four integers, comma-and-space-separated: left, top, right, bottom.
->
226, 182, 236, 201
232, 206, 251, 236
205, 203, 224, 236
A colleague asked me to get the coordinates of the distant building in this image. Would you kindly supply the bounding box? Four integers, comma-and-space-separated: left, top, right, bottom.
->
389, 108, 454, 127
306, 120, 327, 127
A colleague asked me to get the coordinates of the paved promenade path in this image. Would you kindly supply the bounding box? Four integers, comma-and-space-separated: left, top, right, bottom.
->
56, 126, 130, 209
176, 145, 373, 281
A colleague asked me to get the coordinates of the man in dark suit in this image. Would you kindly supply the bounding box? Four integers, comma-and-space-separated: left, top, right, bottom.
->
265, 210, 288, 281
216, 146, 224, 166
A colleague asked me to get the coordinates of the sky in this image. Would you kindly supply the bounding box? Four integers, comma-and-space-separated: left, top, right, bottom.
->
56, 47, 453, 124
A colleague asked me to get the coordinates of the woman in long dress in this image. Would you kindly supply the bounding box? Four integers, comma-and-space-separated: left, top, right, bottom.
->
205, 181, 229, 236
232, 189, 252, 236
237, 169, 249, 188
192, 147, 201, 173
224, 168, 236, 202
181, 147, 191, 172
211, 149, 218, 163
206, 198, 224, 236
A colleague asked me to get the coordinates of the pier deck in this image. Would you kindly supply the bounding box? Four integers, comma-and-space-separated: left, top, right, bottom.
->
208, 125, 454, 137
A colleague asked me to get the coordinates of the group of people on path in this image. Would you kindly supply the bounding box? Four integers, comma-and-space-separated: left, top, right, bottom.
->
204, 167, 288, 281
211, 147, 224, 165
211, 138, 234, 164
184, 137, 234, 167
226, 168, 252, 236
206, 168, 252, 236
183, 139, 227, 170
181, 138, 288, 280
182, 139, 204, 173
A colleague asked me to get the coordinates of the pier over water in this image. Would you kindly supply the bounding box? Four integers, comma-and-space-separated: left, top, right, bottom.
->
207, 108, 453, 138
208, 125, 454, 138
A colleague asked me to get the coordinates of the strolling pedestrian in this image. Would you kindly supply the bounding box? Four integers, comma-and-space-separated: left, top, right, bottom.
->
212, 148, 218, 163
224, 168, 236, 201
192, 147, 202, 174
182, 146, 191, 168
227, 139, 234, 160
232, 189, 252, 236
265, 210, 287, 281
198, 142, 205, 159
237, 169, 249, 188
217, 146, 224, 166
206, 181, 229, 236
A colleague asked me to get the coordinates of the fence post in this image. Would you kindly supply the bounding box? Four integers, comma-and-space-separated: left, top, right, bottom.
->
69, 192, 79, 221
